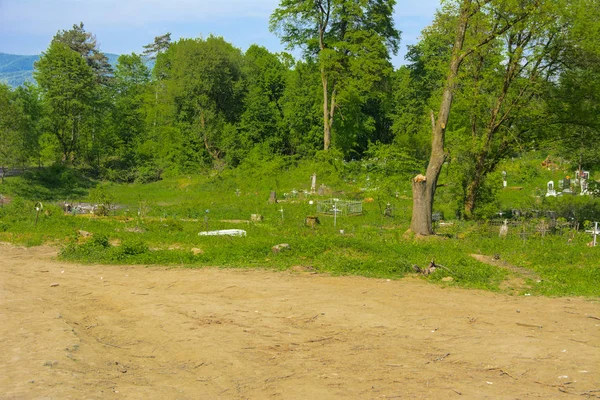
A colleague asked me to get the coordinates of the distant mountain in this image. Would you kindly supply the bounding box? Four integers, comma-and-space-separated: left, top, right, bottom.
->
0, 53, 39, 87
0, 52, 146, 88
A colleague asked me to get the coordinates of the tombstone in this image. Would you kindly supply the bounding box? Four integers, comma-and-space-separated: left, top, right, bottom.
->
499, 219, 509, 238
580, 171, 590, 195
250, 214, 263, 222
546, 180, 557, 197
311, 173, 317, 193
432, 211, 444, 222
581, 179, 589, 195
563, 177, 572, 193
384, 203, 393, 217
269, 191, 277, 203
305, 216, 320, 228
502, 171, 507, 188
318, 184, 326, 196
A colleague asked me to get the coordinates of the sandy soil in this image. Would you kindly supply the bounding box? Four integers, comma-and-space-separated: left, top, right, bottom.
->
1, 243, 599, 399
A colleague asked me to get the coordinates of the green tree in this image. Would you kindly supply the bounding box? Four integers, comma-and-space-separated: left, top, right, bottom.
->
270, 0, 400, 151
156, 36, 245, 170
105, 53, 151, 181
409, 0, 541, 234
52, 22, 113, 85
34, 42, 96, 164
0, 83, 28, 182
231, 45, 288, 164
143, 33, 172, 60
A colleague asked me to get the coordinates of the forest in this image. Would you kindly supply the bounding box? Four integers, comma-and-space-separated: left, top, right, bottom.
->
1, 0, 600, 228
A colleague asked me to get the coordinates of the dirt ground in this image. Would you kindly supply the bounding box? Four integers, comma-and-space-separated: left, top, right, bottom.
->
1, 243, 599, 399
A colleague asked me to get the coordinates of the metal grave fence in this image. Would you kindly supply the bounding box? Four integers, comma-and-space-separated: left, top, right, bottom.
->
316, 199, 363, 216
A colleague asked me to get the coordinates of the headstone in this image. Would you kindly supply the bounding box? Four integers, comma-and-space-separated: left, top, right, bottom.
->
502, 171, 507, 188
563, 177, 572, 193
546, 180, 556, 197
250, 214, 263, 222
311, 173, 317, 193
272, 243, 290, 254
318, 184, 325, 196
305, 216, 320, 228
269, 191, 277, 203
580, 171, 590, 195
499, 219, 509, 238
384, 203, 393, 217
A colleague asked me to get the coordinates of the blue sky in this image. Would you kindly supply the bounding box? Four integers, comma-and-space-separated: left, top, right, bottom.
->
0, 0, 440, 67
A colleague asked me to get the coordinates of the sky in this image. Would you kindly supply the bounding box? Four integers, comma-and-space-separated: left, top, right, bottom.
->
0, 0, 440, 67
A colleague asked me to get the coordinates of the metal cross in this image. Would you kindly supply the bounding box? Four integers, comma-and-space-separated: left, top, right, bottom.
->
586, 222, 599, 247
332, 202, 340, 229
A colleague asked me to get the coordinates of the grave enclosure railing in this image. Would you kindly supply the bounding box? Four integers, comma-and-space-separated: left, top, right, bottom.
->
317, 199, 363, 216
474, 219, 579, 238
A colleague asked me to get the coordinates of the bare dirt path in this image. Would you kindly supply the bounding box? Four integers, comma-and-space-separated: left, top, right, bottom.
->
1, 243, 599, 399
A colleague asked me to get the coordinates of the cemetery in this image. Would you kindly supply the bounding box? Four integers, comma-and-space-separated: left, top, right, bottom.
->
2, 1, 600, 397
1, 156, 599, 399
0, 151, 598, 298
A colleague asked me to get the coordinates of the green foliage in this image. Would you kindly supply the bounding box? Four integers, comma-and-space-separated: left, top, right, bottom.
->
1, 164, 93, 201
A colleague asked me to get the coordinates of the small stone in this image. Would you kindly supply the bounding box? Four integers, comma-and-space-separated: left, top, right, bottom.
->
50, 283, 59, 287
441, 276, 454, 282
272, 243, 290, 254
191, 248, 203, 255
77, 230, 91, 237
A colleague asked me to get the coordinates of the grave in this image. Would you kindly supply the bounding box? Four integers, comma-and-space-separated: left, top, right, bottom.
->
586, 222, 599, 247
384, 203, 393, 217
562, 177, 572, 194
317, 199, 363, 216
269, 191, 277, 203
546, 180, 557, 197
198, 229, 247, 237
311, 173, 317, 193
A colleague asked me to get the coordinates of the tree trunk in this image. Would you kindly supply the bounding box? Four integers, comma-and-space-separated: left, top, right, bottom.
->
321, 66, 331, 151
410, 0, 472, 235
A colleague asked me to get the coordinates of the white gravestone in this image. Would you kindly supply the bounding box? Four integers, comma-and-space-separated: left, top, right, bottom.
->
546, 181, 557, 197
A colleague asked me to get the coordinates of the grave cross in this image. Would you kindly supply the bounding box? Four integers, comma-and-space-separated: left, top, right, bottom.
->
586, 222, 599, 247
518, 224, 530, 242
536, 220, 550, 237
35, 202, 43, 227
332, 202, 340, 228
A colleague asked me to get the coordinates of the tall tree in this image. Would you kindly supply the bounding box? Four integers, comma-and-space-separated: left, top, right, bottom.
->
34, 42, 96, 164
232, 45, 288, 164
52, 22, 113, 85
106, 53, 151, 180
0, 83, 28, 182
270, 0, 400, 151
410, 0, 539, 234
158, 36, 245, 168
143, 33, 172, 60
